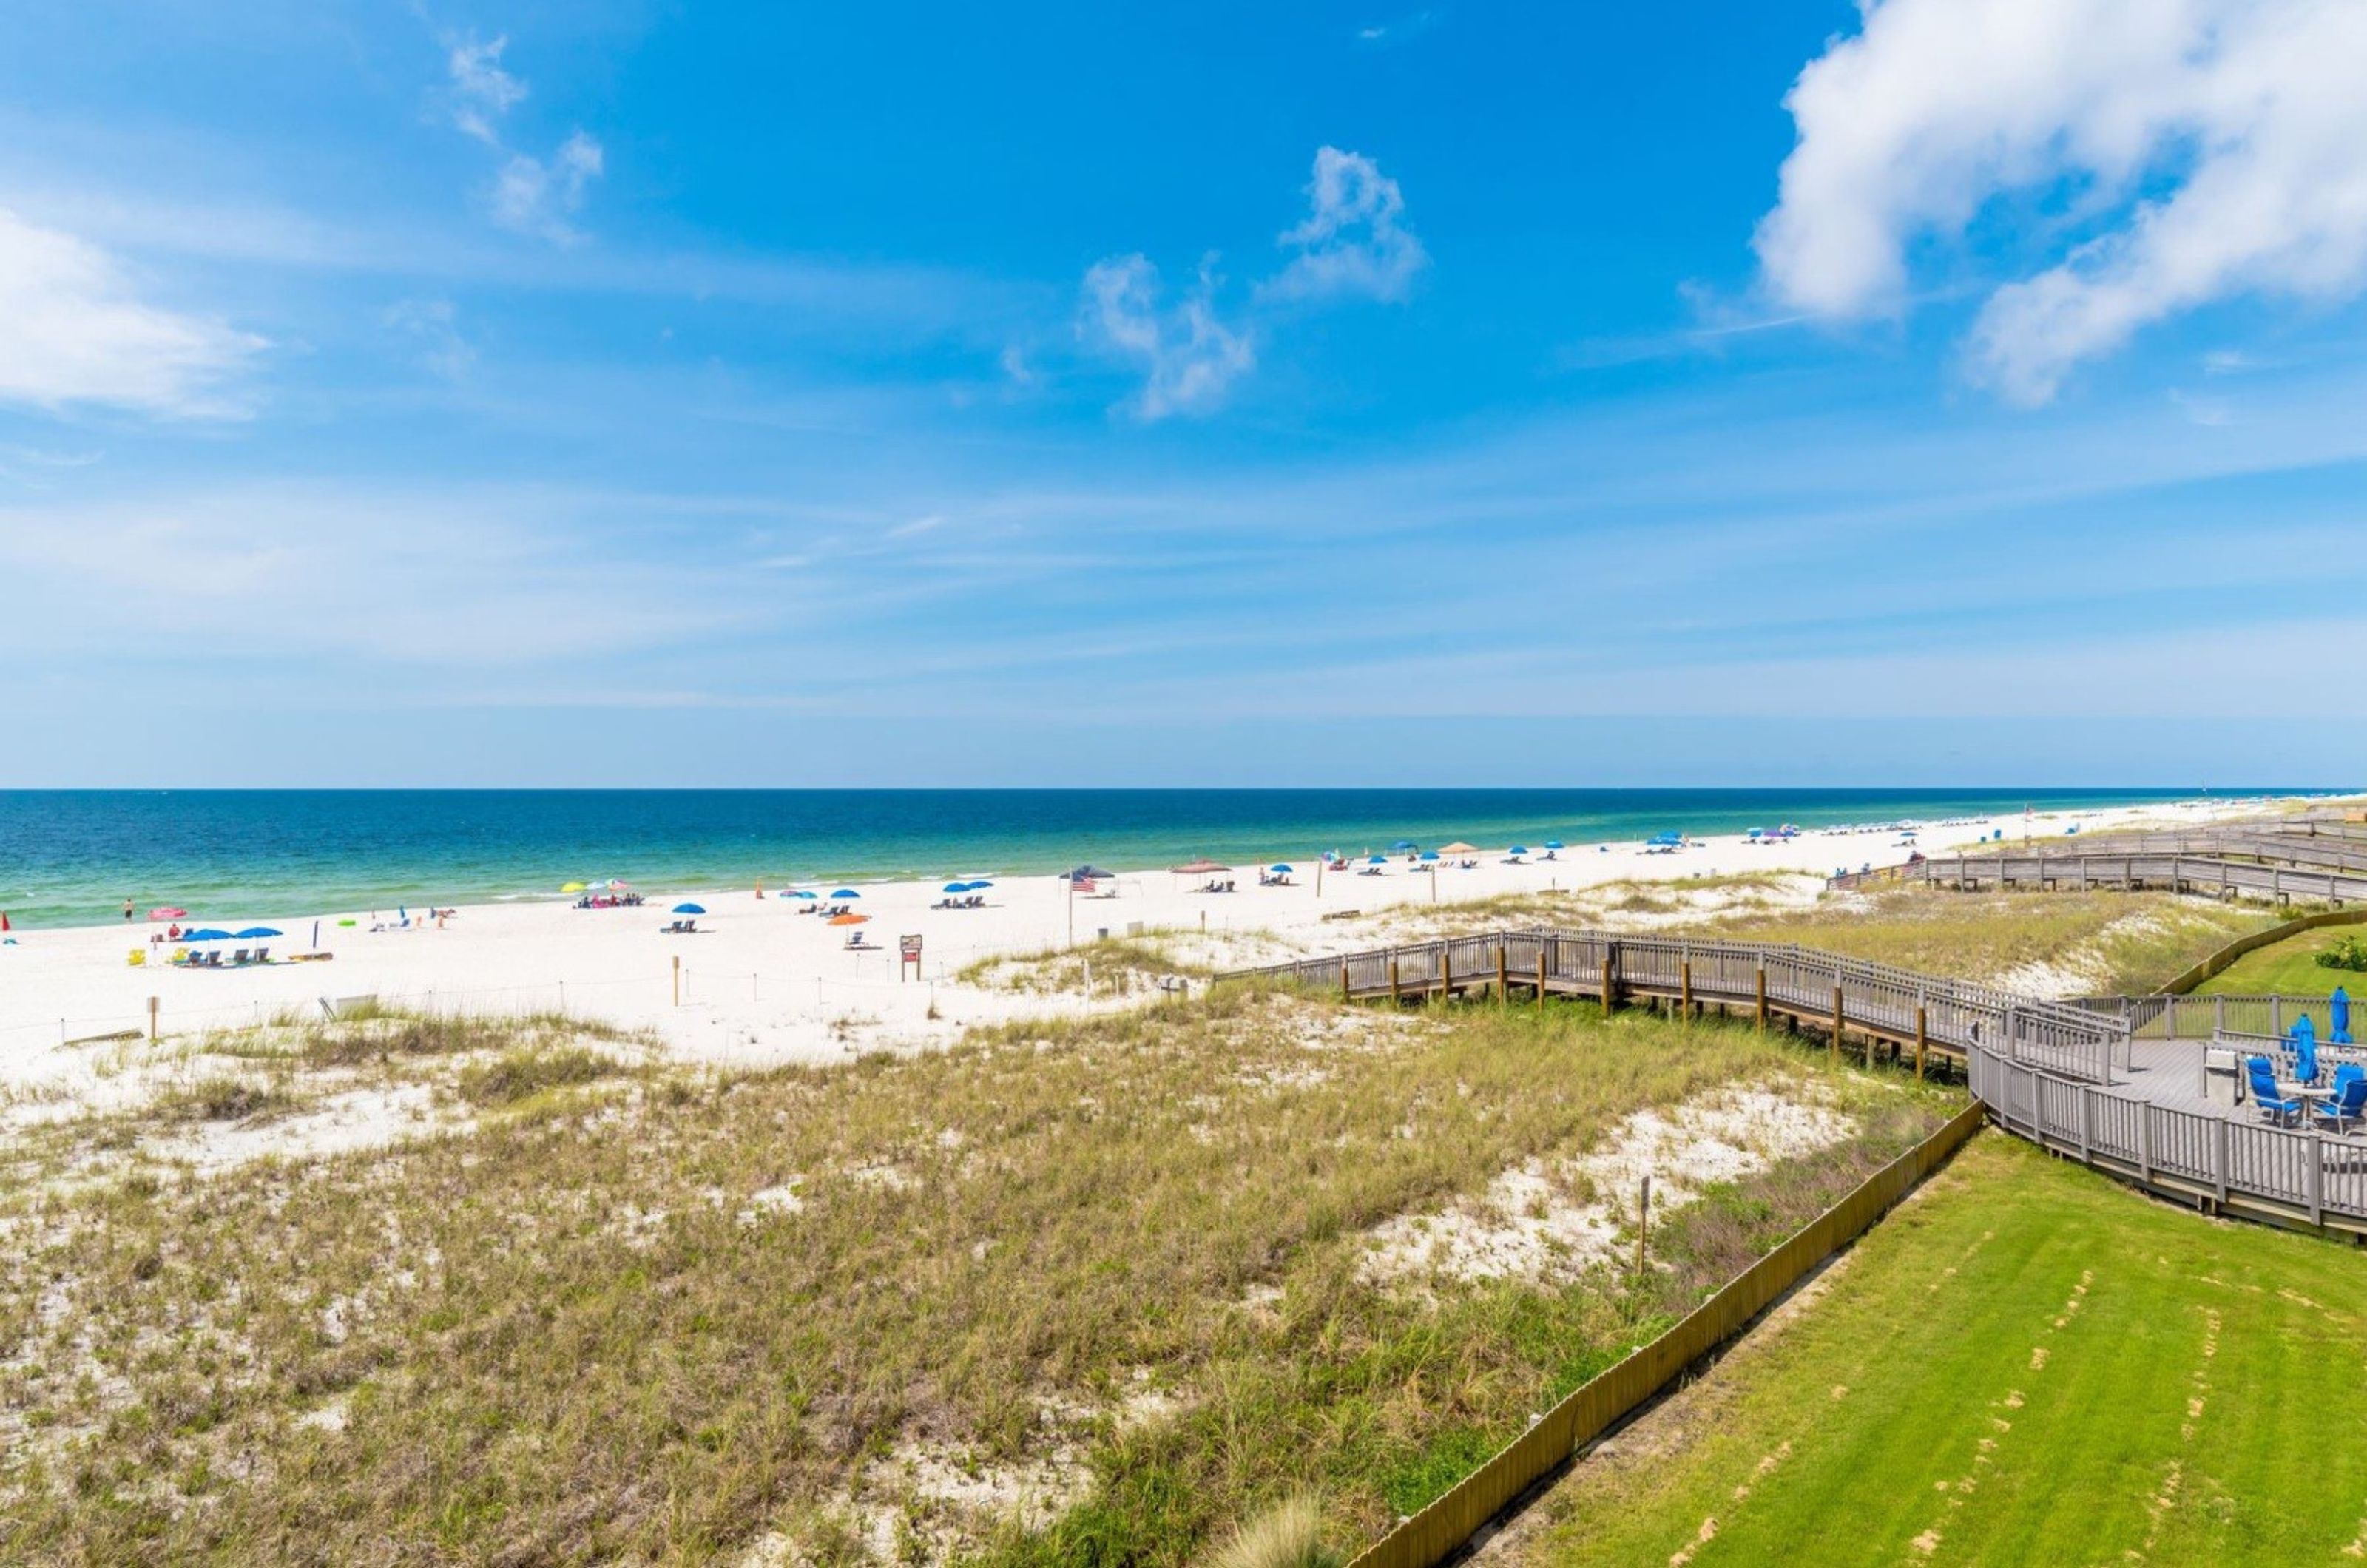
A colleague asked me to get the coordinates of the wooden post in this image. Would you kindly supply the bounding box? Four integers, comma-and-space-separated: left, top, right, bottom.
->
1496, 942, 1509, 1003
1388, 957, 1401, 1005
1442, 947, 1453, 1000
1914, 1005, 1928, 1081
672, 953, 681, 1007
1536, 951, 1547, 1011
1831, 985, 1844, 1064
1600, 956, 1615, 1016
1635, 1174, 1651, 1274
1680, 960, 1693, 1020
1340, 958, 1351, 1003
147, 995, 159, 1045
1755, 966, 1768, 1033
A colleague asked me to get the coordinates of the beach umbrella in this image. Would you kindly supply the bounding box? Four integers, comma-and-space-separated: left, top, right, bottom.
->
786, 889, 818, 899
1171, 858, 1232, 875
1507, 846, 1529, 856
942, 882, 970, 893
828, 912, 870, 926
1390, 839, 1417, 851
1544, 840, 1564, 850
1366, 855, 1385, 865
1438, 841, 1480, 856
1418, 851, 1439, 864
560, 882, 587, 893
829, 888, 861, 900
149, 906, 187, 921
234, 927, 282, 939
672, 903, 706, 916
607, 879, 631, 891
965, 879, 994, 889
1269, 863, 1294, 873
182, 928, 234, 942
1060, 866, 1115, 882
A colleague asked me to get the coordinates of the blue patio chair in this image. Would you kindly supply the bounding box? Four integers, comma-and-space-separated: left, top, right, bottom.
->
2311, 1066, 2367, 1135
2246, 1056, 2303, 1128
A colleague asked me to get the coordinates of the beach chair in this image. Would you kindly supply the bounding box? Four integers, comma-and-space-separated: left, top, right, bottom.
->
2312, 1067, 2367, 1134
253, 947, 269, 963
127, 947, 146, 967
2246, 1056, 2303, 1127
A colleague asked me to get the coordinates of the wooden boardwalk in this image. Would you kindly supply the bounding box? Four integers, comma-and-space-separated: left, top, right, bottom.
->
1229, 928, 2367, 1238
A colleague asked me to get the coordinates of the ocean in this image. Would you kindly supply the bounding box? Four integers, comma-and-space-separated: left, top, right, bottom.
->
0, 787, 2308, 929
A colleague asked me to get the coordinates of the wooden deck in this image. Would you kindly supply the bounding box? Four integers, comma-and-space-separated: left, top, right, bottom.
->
1231, 928, 2367, 1239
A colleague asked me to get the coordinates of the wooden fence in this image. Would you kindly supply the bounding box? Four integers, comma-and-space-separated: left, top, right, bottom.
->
1890, 853, 2367, 905
1337, 1102, 1988, 1568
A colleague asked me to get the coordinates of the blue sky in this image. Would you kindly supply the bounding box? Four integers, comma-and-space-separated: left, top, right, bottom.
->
4, 0, 2366, 786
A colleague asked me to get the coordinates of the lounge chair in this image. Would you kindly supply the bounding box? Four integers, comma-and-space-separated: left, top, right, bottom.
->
2312, 1066, 2367, 1134
2246, 1056, 2303, 1127
253, 947, 270, 964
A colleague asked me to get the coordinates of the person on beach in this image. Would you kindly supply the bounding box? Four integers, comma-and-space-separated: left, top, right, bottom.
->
123, 899, 134, 921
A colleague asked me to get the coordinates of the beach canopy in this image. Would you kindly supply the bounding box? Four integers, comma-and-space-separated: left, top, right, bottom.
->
1171, 858, 1232, 875
829, 888, 861, 900
234, 927, 282, 939
560, 882, 587, 893
672, 903, 706, 916
1438, 841, 1480, 856
828, 912, 869, 926
149, 906, 187, 921
1060, 866, 1115, 882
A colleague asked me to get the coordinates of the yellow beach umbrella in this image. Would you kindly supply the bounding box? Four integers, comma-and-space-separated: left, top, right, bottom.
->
560, 882, 587, 893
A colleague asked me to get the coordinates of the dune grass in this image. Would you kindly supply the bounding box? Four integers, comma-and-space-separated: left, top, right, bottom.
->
1698, 887, 2282, 996
2193, 922, 2367, 998
1506, 1135, 2367, 1567
0, 988, 1952, 1565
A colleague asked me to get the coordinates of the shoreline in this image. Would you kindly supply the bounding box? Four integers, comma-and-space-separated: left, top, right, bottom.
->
0, 791, 2336, 1107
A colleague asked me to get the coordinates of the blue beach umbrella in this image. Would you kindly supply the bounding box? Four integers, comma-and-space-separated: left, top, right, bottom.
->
1366, 855, 1385, 865
234, 927, 283, 939
829, 888, 861, 900
1270, 863, 1294, 873
1544, 840, 1564, 850
672, 904, 706, 916
965, 879, 994, 889
942, 882, 970, 893
182, 928, 234, 942
1507, 846, 1529, 856
786, 889, 818, 899
1418, 851, 1439, 864
1391, 839, 1417, 851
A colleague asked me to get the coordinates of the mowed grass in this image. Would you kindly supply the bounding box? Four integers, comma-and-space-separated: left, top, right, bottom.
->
2195, 922, 2367, 997
0, 989, 1951, 1567
1510, 1135, 2367, 1567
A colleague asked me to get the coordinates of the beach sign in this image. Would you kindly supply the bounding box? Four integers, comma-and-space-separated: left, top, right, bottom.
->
899, 932, 923, 981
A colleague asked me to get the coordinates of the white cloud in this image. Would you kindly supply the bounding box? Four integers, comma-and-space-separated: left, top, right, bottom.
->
1077, 253, 1255, 420
1265, 146, 1428, 303
490, 131, 604, 243
1756, 0, 2367, 404
447, 33, 527, 143
437, 30, 603, 243
1078, 146, 1419, 416
0, 206, 261, 417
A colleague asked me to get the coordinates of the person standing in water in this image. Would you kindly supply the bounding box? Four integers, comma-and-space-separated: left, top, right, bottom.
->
123, 899, 135, 921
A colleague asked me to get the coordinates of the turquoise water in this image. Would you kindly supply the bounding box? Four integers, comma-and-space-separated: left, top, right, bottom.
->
0, 787, 2310, 928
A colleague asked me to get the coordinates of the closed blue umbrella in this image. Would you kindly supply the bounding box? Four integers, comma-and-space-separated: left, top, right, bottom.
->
2334, 986, 2352, 1044
672, 904, 706, 916
2293, 1013, 2320, 1084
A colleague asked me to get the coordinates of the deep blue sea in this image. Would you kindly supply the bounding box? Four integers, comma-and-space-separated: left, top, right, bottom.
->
0, 788, 2315, 928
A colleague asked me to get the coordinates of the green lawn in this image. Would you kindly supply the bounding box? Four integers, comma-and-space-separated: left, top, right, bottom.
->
2195, 922, 2367, 997
1510, 1135, 2367, 1567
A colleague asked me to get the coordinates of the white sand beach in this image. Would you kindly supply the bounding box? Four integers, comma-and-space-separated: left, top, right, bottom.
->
0, 794, 2297, 1110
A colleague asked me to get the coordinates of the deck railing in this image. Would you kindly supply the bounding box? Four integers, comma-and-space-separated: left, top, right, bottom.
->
1226, 927, 2367, 1228
1902, 854, 2367, 905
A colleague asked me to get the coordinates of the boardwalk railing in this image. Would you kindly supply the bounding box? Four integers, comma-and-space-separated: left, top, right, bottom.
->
2079, 991, 2357, 1041
1233, 927, 2126, 1085
1901, 854, 2367, 905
